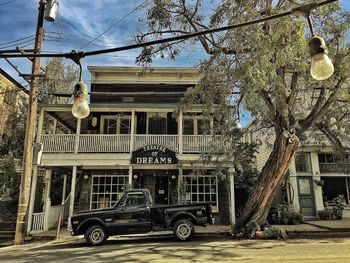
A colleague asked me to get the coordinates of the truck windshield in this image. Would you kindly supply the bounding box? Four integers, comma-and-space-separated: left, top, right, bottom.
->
115, 192, 147, 209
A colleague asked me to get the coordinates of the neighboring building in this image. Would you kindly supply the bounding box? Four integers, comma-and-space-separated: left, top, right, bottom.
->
0, 68, 28, 138
27, 67, 235, 233
246, 128, 350, 219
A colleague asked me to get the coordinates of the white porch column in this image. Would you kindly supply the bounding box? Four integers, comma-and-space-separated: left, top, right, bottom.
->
52, 119, 57, 134
178, 167, 183, 203
43, 169, 52, 231
68, 166, 77, 230
26, 166, 38, 234
61, 174, 67, 205
178, 110, 183, 154
311, 152, 324, 212
128, 165, 133, 188
130, 110, 135, 152
74, 118, 81, 154
229, 168, 236, 225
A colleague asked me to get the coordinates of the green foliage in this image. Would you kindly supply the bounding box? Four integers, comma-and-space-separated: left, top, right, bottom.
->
0, 99, 27, 158
0, 156, 20, 218
317, 209, 333, 220
264, 226, 281, 239
38, 57, 79, 104
333, 195, 345, 220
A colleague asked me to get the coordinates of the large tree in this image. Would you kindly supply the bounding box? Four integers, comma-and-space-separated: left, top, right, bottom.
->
38, 57, 79, 104
136, 0, 350, 232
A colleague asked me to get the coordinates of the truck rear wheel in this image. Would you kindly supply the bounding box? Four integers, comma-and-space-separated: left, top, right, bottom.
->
85, 225, 107, 246
173, 219, 194, 241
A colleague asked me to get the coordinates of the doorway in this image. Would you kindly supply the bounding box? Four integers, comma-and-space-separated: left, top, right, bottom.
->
297, 177, 316, 217
155, 176, 169, 205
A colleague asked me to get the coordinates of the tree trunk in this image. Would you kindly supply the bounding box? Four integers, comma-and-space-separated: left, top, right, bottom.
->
235, 130, 299, 230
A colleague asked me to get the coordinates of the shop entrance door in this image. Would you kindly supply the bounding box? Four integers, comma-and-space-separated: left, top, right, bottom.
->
155, 176, 169, 205
297, 177, 316, 217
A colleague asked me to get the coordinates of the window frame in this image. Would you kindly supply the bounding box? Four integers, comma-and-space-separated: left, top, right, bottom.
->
90, 174, 129, 209
182, 174, 219, 212
100, 115, 132, 135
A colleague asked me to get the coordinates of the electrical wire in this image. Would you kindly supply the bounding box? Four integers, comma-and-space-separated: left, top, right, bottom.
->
0, 35, 35, 46
78, 0, 150, 50
0, 37, 35, 49
0, 0, 18, 7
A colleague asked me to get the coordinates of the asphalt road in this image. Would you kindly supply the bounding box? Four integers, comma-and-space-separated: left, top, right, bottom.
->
0, 235, 350, 263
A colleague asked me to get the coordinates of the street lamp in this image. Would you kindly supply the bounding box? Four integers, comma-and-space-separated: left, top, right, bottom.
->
309, 36, 334, 80
72, 81, 90, 118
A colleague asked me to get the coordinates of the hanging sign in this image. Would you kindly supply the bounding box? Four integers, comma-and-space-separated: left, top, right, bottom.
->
131, 144, 178, 164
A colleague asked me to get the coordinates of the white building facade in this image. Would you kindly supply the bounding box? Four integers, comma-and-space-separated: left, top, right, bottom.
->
27, 67, 235, 233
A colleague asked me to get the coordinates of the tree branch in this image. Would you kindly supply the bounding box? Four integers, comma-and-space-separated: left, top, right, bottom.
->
298, 78, 344, 135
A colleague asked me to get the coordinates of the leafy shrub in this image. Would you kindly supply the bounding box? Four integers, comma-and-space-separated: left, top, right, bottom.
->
264, 226, 280, 239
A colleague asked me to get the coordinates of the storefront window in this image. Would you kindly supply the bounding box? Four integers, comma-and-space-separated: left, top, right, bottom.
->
183, 174, 218, 212
321, 177, 350, 205
295, 153, 312, 173
90, 174, 128, 209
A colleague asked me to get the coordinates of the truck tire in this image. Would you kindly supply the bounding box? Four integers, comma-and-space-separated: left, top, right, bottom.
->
85, 225, 107, 246
173, 219, 194, 241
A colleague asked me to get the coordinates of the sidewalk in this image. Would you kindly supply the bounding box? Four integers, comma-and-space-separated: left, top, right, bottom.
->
272, 219, 350, 238
29, 219, 350, 244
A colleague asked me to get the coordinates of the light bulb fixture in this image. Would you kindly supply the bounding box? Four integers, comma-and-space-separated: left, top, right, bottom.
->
309, 36, 334, 81
133, 174, 138, 179
72, 81, 90, 119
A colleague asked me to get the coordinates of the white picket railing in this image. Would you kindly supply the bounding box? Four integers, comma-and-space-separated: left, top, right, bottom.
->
79, 134, 130, 152
134, 135, 179, 151
31, 212, 45, 231
183, 135, 222, 153
42, 134, 75, 152
41, 134, 223, 153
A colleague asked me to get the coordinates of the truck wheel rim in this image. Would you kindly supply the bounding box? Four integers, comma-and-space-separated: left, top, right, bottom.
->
91, 228, 104, 243
177, 223, 191, 239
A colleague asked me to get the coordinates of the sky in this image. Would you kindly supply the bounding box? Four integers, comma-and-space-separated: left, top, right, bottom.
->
0, 0, 349, 126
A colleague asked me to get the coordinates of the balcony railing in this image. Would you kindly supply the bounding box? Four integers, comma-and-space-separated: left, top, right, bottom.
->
42, 134, 76, 153
79, 134, 130, 152
41, 134, 222, 154
319, 163, 350, 174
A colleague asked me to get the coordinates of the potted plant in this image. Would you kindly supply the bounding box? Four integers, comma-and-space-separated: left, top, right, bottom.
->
333, 195, 345, 220
288, 211, 303, 225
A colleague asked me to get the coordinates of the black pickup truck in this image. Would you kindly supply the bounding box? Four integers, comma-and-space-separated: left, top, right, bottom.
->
71, 189, 214, 245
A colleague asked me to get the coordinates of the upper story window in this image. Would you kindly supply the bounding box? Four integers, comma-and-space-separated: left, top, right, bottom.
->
183, 115, 211, 135
147, 113, 167, 134
100, 115, 131, 134
295, 153, 312, 173
318, 153, 350, 164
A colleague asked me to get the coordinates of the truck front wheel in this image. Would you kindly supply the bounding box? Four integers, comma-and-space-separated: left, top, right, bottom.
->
173, 219, 194, 241
85, 225, 107, 246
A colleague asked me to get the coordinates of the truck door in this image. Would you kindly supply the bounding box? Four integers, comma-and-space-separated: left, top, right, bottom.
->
113, 192, 152, 234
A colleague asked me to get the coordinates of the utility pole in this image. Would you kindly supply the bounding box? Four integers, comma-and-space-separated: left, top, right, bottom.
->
14, 0, 46, 245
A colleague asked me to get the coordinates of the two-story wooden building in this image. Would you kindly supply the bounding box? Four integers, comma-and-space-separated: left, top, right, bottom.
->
27, 67, 235, 233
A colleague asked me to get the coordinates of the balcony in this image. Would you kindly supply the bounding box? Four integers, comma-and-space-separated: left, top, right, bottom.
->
319, 163, 350, 174
41, 134, 222, 154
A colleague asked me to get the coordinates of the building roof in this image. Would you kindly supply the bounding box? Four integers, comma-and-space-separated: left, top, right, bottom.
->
0, 68, 29, 95
88, 66, 202, 85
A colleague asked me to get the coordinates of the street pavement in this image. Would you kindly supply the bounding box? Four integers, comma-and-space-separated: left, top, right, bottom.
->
0, 235, 350, 263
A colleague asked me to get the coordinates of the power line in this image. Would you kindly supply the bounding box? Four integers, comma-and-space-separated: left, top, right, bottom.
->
0, 35, 35, 46
0, 37, 35, 49
78, 0, 150, 50
0, 0, 18, 7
